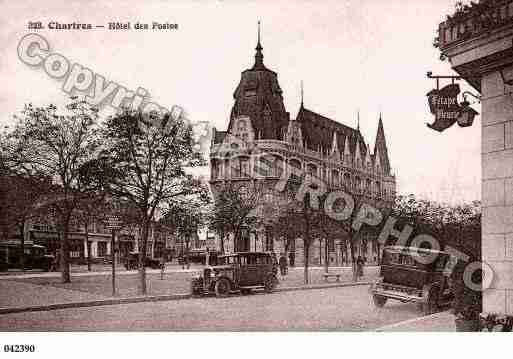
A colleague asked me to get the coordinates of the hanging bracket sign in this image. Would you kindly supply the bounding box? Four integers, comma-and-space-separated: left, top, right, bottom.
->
426, 83, 462, 132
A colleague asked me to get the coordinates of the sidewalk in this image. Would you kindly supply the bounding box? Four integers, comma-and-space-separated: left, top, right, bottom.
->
0, 280, 108, 310
0, 266, 377, 314
0, 265, 378, 280
376, 311, 455, 332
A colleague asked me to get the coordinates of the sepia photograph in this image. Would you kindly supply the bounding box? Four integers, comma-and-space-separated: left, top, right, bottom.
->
0, 0, 512, 356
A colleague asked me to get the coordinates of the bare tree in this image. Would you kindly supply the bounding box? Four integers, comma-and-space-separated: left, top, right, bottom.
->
99, 109, 207, 295
209, 183, 262, 253
2, 98, 101, 282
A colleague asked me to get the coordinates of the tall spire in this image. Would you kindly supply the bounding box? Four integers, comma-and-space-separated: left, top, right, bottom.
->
254, 21, 264, 69
374, 112, 390, 174
300, 80, 304, 108
357, 110, 360, 132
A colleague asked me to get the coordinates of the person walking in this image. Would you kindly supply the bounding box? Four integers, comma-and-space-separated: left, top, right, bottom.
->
356, 255, 364, 278
279, 253, 288, 277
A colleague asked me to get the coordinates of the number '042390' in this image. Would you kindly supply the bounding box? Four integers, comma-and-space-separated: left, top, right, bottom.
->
3, 345, 35, 352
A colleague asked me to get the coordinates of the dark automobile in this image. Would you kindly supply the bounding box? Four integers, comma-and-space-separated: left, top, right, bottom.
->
371, 245, 455, 315
0, 241, 54, 271
191, 252, 279, 297
124, 251, 162, 270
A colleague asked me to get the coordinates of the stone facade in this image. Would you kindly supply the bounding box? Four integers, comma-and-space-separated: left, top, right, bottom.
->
209, 28, 396, 266
436, 0, 513, 315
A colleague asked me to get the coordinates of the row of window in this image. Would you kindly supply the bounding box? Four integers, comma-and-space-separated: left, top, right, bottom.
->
212, 157, 394, 197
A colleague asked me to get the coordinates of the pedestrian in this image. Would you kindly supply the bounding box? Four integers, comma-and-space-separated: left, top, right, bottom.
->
356, 255, 364, 278
52, 250, 60, 272
279, 253, 288, 277
160, 255, 166, 280
289, 252, 294, 267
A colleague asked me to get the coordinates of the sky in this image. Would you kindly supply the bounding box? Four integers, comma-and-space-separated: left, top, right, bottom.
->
0, 0, 480, 204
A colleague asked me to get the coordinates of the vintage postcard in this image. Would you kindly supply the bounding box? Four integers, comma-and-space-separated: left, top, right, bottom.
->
1, 0, 512, 355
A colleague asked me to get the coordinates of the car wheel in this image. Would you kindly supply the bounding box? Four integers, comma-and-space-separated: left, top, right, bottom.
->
264, 274, 278, 293
422, 286, 439, 315
215, 278, 231, 298
373, 295, 387, 308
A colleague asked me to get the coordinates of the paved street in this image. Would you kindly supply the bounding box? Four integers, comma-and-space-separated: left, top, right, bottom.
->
0, 285, 421, 331
0, 266, 379, 305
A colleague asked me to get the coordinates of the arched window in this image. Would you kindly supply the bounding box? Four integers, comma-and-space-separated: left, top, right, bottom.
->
271, 155, 284, 177
306, 163, 318, 179
343, 173, 350, 188
211, 159, 219, 179
231, 156, 250, 178
289, 159, 302, 182
237, 119, 247, 131
256, 155, 283, 177
356, 176, 362, 192
332, 170, 340, 187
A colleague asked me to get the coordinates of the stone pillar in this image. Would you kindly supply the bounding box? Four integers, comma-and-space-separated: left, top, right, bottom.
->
83, 239, 88, 258
481, 67, 513, 315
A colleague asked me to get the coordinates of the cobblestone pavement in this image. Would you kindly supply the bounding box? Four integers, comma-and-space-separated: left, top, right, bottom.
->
2, 266, 379, 300
0, 285, 421, 331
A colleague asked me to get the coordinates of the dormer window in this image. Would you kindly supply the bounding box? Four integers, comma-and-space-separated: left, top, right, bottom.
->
238, 119, 247, 131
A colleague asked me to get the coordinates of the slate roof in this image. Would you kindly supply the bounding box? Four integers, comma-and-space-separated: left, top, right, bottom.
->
296, 107, 367, 159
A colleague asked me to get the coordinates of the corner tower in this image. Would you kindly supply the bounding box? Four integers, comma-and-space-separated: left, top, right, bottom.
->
228, 22, 290, 140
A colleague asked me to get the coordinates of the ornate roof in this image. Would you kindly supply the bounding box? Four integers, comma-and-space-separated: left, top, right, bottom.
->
296, 107, 367, 160
227, 27, 290, 140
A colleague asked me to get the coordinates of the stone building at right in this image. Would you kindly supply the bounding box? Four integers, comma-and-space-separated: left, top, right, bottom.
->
436, 0, 513, 316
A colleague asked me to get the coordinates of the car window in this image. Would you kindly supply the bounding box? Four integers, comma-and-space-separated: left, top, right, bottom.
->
400, 254, 417, 266
383, 251, 400, 264
435, 255, 448, 271
255, 256, 267, 264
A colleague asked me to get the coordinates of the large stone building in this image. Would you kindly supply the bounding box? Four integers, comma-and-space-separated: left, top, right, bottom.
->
436, 0, 513, 318
209, 28, 396, 266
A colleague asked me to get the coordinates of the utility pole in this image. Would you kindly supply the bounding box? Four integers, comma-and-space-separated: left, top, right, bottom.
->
111, 228, 116, 296
106, 215, 122, 297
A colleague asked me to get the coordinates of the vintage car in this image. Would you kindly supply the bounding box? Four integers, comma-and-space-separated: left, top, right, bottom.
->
191, 252, 279, 297
371, 245, 455, 315
124, 251, 162, 270
0, 241, 54, 271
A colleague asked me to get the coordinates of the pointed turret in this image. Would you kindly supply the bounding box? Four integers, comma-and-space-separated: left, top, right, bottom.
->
365, 143, 372, 169
331, 131, 339, 154
343, 135, 351, 164
374, 113, 391, 174
354, 136, 362, 168
229, 22, 288, 140
253, 21, 265, 70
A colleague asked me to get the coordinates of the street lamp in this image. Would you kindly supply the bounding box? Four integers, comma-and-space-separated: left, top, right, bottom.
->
457, 100, 479, 127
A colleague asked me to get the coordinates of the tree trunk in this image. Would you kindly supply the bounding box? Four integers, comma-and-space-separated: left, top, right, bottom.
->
350, 238, 357, 282
138, 218, 149, 295
220, 232, 225, 254
324, 237, 329, 274
303, 240, 309, 284
60, 227, 71, 283
19, 221, 25, 272
319, 237, 322, 266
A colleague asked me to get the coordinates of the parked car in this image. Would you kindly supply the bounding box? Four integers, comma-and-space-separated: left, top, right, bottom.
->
371, 245, 455, 315
0, 241, 54, 272
124, 251, 162, 270
191, 252, 279, 297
